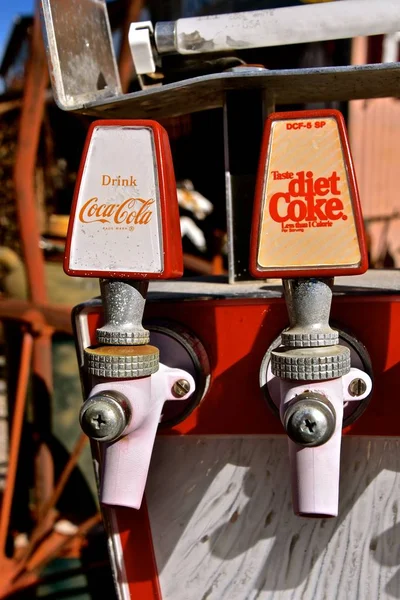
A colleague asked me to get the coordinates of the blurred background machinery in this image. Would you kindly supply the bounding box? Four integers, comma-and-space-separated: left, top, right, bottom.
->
0, 0, 398, 598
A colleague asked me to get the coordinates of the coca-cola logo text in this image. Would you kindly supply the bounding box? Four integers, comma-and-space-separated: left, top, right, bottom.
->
269, 170, 347, 225
79, 197, 154, 226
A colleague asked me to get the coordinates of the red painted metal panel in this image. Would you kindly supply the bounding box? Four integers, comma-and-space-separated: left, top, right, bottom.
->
85, 294, 400, 436
81, 292, 400, 598
117, 503, 162, 600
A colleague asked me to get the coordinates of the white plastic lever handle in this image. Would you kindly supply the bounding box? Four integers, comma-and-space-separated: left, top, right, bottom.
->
129, 21, 156, 75
281, 369, 371, 517
88, 364, 195, 509
287, 382, 344, 518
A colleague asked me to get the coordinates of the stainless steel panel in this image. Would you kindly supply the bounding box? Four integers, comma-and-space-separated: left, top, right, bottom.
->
41, 0, 121, 110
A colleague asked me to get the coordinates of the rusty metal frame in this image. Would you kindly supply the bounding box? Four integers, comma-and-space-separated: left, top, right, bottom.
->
0, 2, 102, 596
0, 332, 33, 558
10, 0, 56, 544
0, 1, 155, 595
13, 3, 48, 306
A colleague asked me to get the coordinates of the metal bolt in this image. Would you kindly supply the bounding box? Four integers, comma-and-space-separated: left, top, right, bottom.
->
283, 392, 336, 447
172, 379, 191, 398
348, 378, 367, 398
80, 391, 131, 443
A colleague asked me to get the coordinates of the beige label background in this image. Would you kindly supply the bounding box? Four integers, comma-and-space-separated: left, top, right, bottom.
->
257, 117, 361, 270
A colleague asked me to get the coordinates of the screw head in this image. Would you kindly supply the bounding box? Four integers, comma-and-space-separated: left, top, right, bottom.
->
348, 378, 367, 398
172, 379, 191, 398
283, 392, 336, 447
80, 391, 131, 443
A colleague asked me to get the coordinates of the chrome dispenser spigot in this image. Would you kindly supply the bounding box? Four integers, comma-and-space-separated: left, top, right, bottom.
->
96, 279, 150, 346
281, 278, 338, 347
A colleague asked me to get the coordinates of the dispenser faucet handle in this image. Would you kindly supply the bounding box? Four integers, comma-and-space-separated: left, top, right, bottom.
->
64, 120, 183, 280
250, 109, 368, 279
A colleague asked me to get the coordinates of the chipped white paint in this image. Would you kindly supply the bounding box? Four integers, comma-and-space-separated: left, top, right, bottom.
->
68, 126, 163, 275
129, 21, 156, 75
172, 1, 400, 56
146, 436, 400, 599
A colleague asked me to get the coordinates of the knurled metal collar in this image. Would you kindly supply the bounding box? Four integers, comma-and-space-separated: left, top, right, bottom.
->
271, 345, 351, 381
281, 330, 339, 348
84, 345, 159, 379
96, 330, 150, 346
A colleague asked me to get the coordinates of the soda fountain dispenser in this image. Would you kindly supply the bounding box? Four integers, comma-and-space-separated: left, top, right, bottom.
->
251, 110, 373, 517
64, 120, 196, 509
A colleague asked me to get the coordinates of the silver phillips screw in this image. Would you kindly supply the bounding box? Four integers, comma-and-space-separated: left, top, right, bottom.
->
80, 391, 132, 443
172, 379, 191, 398
283, 392, 336, 447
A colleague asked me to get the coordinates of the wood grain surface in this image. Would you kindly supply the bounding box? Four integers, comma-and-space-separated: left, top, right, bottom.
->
147, 436, 400, 599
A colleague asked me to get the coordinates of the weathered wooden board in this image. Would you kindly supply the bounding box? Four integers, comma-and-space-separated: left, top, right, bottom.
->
147, 436, 400, 599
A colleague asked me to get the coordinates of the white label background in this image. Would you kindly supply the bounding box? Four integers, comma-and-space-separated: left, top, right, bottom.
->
69, 126, 163, 274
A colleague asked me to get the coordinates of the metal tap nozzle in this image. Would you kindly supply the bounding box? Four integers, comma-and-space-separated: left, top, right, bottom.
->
96, 279, 150, 346
282, 278, 338, 347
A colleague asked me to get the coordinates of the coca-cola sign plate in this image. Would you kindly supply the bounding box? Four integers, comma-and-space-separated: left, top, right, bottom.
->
64, 120, 183, 279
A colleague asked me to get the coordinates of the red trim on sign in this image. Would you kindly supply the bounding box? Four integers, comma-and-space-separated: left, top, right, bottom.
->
250, 109, 368, 278
64, 119, 183, 279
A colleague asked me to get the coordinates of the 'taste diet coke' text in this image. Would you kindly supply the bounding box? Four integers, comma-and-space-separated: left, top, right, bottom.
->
269, 170, 347, 233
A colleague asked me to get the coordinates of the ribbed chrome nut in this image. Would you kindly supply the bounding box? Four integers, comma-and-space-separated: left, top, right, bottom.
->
271, 345, 351, 381
84, 345, 159, 379
281, 331, 339, 348
97, 330, 150, 346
